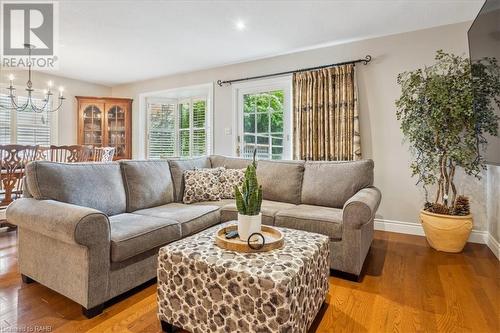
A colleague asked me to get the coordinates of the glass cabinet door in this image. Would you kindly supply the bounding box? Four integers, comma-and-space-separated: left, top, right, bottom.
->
106, 105, 127, 159
83, 105, 103, 146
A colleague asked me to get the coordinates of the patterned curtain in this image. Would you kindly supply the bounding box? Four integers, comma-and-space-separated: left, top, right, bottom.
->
293, 64, 361, 161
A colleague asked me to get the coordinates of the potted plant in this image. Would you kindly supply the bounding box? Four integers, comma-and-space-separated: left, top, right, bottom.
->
396, 50, 500, 253
234, 151, 263, 241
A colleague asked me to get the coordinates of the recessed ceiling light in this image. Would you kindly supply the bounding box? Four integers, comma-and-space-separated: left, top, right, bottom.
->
235, 20, 246, 31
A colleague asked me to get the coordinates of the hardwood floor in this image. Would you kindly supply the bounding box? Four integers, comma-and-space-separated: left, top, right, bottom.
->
0, 229, 498, 333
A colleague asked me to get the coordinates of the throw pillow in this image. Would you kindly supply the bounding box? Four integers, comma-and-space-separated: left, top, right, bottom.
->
183, 167, 224, 204
219, 167, 246, 199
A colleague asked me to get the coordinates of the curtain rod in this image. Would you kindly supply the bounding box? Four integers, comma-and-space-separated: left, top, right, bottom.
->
216, 55, 372, 87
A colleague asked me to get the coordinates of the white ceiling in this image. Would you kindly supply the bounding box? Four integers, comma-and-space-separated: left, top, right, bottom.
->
45, 0, 484, 86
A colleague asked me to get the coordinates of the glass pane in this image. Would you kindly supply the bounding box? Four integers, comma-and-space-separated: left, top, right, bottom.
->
148, 131, 175, 159
108, 106, 125, 149
255, 94, 270, 113
244, 135, 255, 144
193, 100, 206, 128
179, 130, 190, 157
272, 147, 283, 155
256, 113, 269, 133
149, 104, 175, 130
192, 129, 206, 156
270, 112, 283, 133
179, 103, 190, 129
272, 137, 283, 146
243, 94, 255, 113
242, 144, 255, 159
240, 89, 285, 160
256, 146, 269, 159
269, 90, 284, 112
256, 135, 269, 145
244, 114, 255, 133
83, 105, 102, 145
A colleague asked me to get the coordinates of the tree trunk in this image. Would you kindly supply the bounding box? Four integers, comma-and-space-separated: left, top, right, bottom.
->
449, 161, 457, 207
441, 153, 450, 206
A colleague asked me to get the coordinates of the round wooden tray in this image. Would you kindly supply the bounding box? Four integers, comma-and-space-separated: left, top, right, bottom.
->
215, 224, 284, 253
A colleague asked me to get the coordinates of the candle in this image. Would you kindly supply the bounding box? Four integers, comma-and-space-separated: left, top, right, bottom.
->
58, 86, 64, 97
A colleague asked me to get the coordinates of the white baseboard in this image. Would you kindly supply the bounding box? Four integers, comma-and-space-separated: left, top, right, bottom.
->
374, 218, 488, 244
486, 233, 500, 260
374, 219, 500, 260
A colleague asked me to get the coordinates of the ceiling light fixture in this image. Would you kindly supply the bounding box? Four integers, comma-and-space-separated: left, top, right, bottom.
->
2, 44, 65, 113
235, 19, 246, 31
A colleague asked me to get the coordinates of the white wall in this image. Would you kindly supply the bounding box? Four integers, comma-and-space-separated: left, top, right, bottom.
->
0, 70, 111, 144
113, 21, 498, 233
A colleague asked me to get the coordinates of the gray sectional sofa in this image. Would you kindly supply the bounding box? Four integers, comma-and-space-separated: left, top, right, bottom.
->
7, 155, 381, 318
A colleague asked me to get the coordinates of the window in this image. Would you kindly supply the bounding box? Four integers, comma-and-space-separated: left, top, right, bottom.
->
147, 97, 210, 159
0, 94, 55, 145
236, 78, 292, 160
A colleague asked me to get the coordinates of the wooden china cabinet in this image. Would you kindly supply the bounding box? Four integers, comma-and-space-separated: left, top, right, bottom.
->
76, 96, 133, 160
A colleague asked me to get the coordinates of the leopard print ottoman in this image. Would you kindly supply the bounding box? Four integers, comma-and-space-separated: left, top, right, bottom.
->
157, 222, 330, 333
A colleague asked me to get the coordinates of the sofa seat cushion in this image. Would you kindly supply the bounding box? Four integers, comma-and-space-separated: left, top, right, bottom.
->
220, 200, 296, 226
275, 204, 343, 240
133, 203, 220, 237
109, 213, 181, 262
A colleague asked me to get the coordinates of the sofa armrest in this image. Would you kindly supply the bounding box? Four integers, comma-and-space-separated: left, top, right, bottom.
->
343, 187, 381, 228
7, 198, 110, 247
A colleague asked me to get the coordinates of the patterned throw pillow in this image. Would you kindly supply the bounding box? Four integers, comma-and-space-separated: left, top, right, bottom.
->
219, 168, 246, 199
183, 168, 224, 204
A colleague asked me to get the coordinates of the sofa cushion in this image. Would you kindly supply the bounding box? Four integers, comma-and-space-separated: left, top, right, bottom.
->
168, 157, 211, 202
25, 161, 126, 216
120, 160, 174, 212
183, 168, 224, 203
109, 213, 181, 262
301, 160, 374, 208
256, 160, 305, 204
133, 203, 220, 237
219, 168, 246, 199
220, 200, 297, 226
210, 155, 252, 169
275, 204, 343, 239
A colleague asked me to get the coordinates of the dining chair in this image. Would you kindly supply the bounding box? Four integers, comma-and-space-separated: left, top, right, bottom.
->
93, 147, 116, 162
50, 145, 92, 162
0, 145, 38, 231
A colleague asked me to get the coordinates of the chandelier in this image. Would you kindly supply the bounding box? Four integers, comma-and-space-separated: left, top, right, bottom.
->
2, 44, 65, 113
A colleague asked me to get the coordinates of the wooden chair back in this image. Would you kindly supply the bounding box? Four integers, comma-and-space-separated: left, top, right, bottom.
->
50, 145, 92, 163
0, 144, 38, 206
93, 147, 115, 162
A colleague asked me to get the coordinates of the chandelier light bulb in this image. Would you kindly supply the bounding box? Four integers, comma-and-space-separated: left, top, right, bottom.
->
43, 89, 48, 95
8, 74, 14, 82
48, 80, 53, 88
58, 86, 64, 97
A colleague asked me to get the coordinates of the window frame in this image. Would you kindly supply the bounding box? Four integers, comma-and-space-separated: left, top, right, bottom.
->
0, 89, 58, 145
146, 95, 211, 159
233, 76, 292, 160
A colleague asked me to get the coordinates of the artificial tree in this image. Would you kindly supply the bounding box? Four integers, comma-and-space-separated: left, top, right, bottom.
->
396, 50, 500, 215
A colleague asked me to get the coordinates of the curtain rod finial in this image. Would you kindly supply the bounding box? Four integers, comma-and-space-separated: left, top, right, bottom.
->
216, 80, 223, 87
363, 55, 372, 65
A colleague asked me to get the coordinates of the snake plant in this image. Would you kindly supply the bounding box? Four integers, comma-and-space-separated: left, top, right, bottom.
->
234, 150, 262, 216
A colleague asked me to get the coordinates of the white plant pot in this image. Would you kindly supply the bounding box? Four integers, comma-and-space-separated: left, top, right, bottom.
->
237, 213, 262, 241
